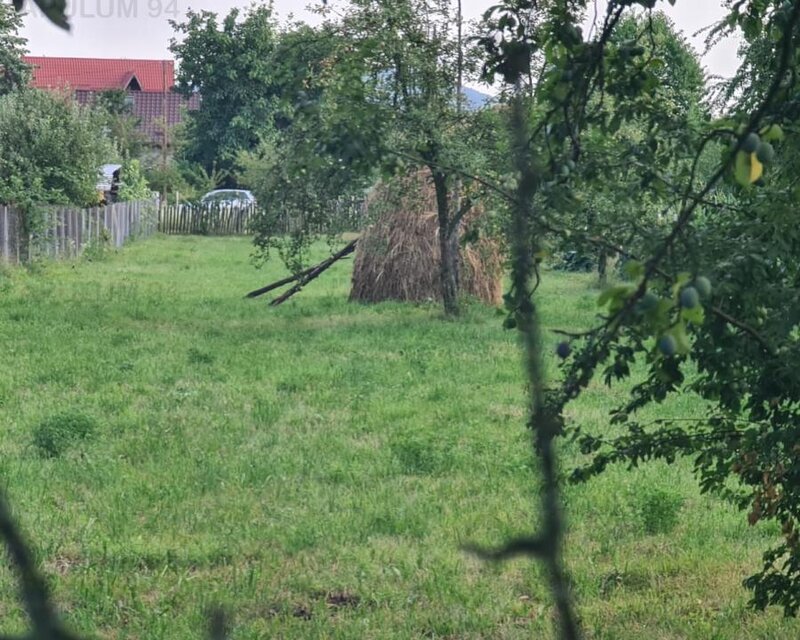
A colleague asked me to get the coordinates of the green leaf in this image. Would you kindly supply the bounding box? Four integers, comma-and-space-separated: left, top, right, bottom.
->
674, 272, 692, 289
761, 124, 785, 143
598, 285, 632, 309
597, 287, 615, 307
623, 260, 644, 279
681, 304, 705, 326
612, 286, 638, 313
24, 0, 69, 30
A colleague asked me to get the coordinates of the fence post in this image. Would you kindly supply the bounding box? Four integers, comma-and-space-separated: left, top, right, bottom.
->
51, 210, 58, 259
1, 206, 7, 264
14, 209, 20, 265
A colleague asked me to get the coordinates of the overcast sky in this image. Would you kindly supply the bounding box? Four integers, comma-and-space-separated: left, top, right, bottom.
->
19, 0, 741, 81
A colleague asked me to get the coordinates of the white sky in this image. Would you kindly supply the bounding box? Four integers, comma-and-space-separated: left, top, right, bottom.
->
18, 0, 741, 80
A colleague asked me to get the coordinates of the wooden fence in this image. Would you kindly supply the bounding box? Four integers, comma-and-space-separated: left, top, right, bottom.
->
158, 197, 369, 236
158, 203, 256, 236
0, 200, 158, 264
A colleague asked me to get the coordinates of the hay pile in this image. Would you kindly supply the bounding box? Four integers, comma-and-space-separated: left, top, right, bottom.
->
349, 170, 503, 305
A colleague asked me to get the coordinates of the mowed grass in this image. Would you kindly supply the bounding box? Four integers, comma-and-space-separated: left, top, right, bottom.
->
0, 235, 797, 639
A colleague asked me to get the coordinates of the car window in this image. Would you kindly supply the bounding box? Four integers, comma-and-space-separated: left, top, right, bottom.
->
202, 190, 253, 203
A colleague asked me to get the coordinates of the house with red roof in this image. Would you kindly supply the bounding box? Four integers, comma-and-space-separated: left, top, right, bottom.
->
23, 56, 199, 147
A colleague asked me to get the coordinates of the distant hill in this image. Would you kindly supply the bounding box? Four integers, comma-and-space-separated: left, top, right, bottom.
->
463, 86, 494, 110
373, 71, 494, 110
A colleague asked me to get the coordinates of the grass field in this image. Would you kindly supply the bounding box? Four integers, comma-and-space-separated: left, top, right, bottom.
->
0, 235, 798, 639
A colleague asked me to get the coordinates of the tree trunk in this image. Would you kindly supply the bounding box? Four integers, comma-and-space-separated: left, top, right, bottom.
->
598, 249, 608, 287
431, 169, 459, 316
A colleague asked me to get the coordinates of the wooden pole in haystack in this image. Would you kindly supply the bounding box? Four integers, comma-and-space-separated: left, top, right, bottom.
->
245, 239, 358, 305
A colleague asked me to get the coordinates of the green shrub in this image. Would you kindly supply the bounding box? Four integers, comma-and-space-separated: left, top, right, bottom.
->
118, 159, 152, 202
32, 411, 98, 458
636, 483, 684, 535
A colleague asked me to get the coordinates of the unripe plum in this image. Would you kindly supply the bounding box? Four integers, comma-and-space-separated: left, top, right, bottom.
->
742, 132, 761, 153
680, 286, 700, 309
694, 276, 712, 298
756, 141, 775, 164
658, 335, 677, 356
637, 291, 659, 313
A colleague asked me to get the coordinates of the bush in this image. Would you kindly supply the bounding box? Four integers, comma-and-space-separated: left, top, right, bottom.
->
118, 159, 152, 202
32, 411, 98, 458
0, 89, 112, 208
636, 483, 684, 535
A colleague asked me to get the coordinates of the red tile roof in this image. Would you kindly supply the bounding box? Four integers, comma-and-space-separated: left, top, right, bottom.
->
75, 90, 201, 146
24, 57, 175, 92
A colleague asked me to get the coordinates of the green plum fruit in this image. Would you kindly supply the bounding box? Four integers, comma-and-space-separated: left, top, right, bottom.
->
637, 291, 659, 313
680, 286, 699, 309
658, 335, 677, 356
742, 132, 760, 154
756, 141, 775, 164
694, 276, 712, 298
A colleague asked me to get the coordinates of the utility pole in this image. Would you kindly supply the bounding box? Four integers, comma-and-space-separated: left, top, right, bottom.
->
161, 60, 169, 211
456, 0, 463, 115
451, 0, 465, 296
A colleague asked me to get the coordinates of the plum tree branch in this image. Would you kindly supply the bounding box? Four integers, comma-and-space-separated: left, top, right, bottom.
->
549, 0, 800, 431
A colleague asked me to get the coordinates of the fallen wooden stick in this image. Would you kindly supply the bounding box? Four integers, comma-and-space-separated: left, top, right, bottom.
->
245, 239, 359, 304
245, 263, 318, 299
269, 239, 359, 306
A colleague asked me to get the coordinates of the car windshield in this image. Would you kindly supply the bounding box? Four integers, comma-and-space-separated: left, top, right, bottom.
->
202, 190, 251, 203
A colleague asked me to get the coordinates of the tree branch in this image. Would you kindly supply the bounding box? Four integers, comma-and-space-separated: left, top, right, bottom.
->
463, 536, 549, 561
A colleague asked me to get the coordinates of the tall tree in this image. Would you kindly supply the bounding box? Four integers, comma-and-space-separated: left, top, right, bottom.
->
242, 22, 381, 272
250, 1, 492, 314
336, 0, 483, 315
169, 5, 281, 178
555, 11, 707, 283
273, 0, 487, 316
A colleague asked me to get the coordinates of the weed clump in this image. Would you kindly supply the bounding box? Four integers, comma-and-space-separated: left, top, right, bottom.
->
390, 431, 453, 475
637, 484, 684, 535
188, 348, 215, 365
32, 411, 98, 458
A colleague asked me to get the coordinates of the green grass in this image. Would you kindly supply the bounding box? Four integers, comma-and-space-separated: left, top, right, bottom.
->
0, 235, 797, 639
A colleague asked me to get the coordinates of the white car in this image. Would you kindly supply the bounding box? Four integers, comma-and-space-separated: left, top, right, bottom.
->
200, 189, 256, 209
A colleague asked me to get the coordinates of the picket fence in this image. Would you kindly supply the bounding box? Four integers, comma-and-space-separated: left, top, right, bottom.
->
158, 197, 369, 236
0, 197, 370, 264
0, 200, 158, 264
158, 203, 257, 236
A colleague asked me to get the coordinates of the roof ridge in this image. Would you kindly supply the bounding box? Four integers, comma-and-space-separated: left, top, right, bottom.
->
24, 56, 174, 62
24, 57, 175, 93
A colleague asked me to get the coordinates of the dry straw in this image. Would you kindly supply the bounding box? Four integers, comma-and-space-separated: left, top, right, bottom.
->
350, 169, 503, 305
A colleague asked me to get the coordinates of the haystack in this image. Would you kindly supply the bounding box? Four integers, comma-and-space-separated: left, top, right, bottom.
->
349, 170, 503, 305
